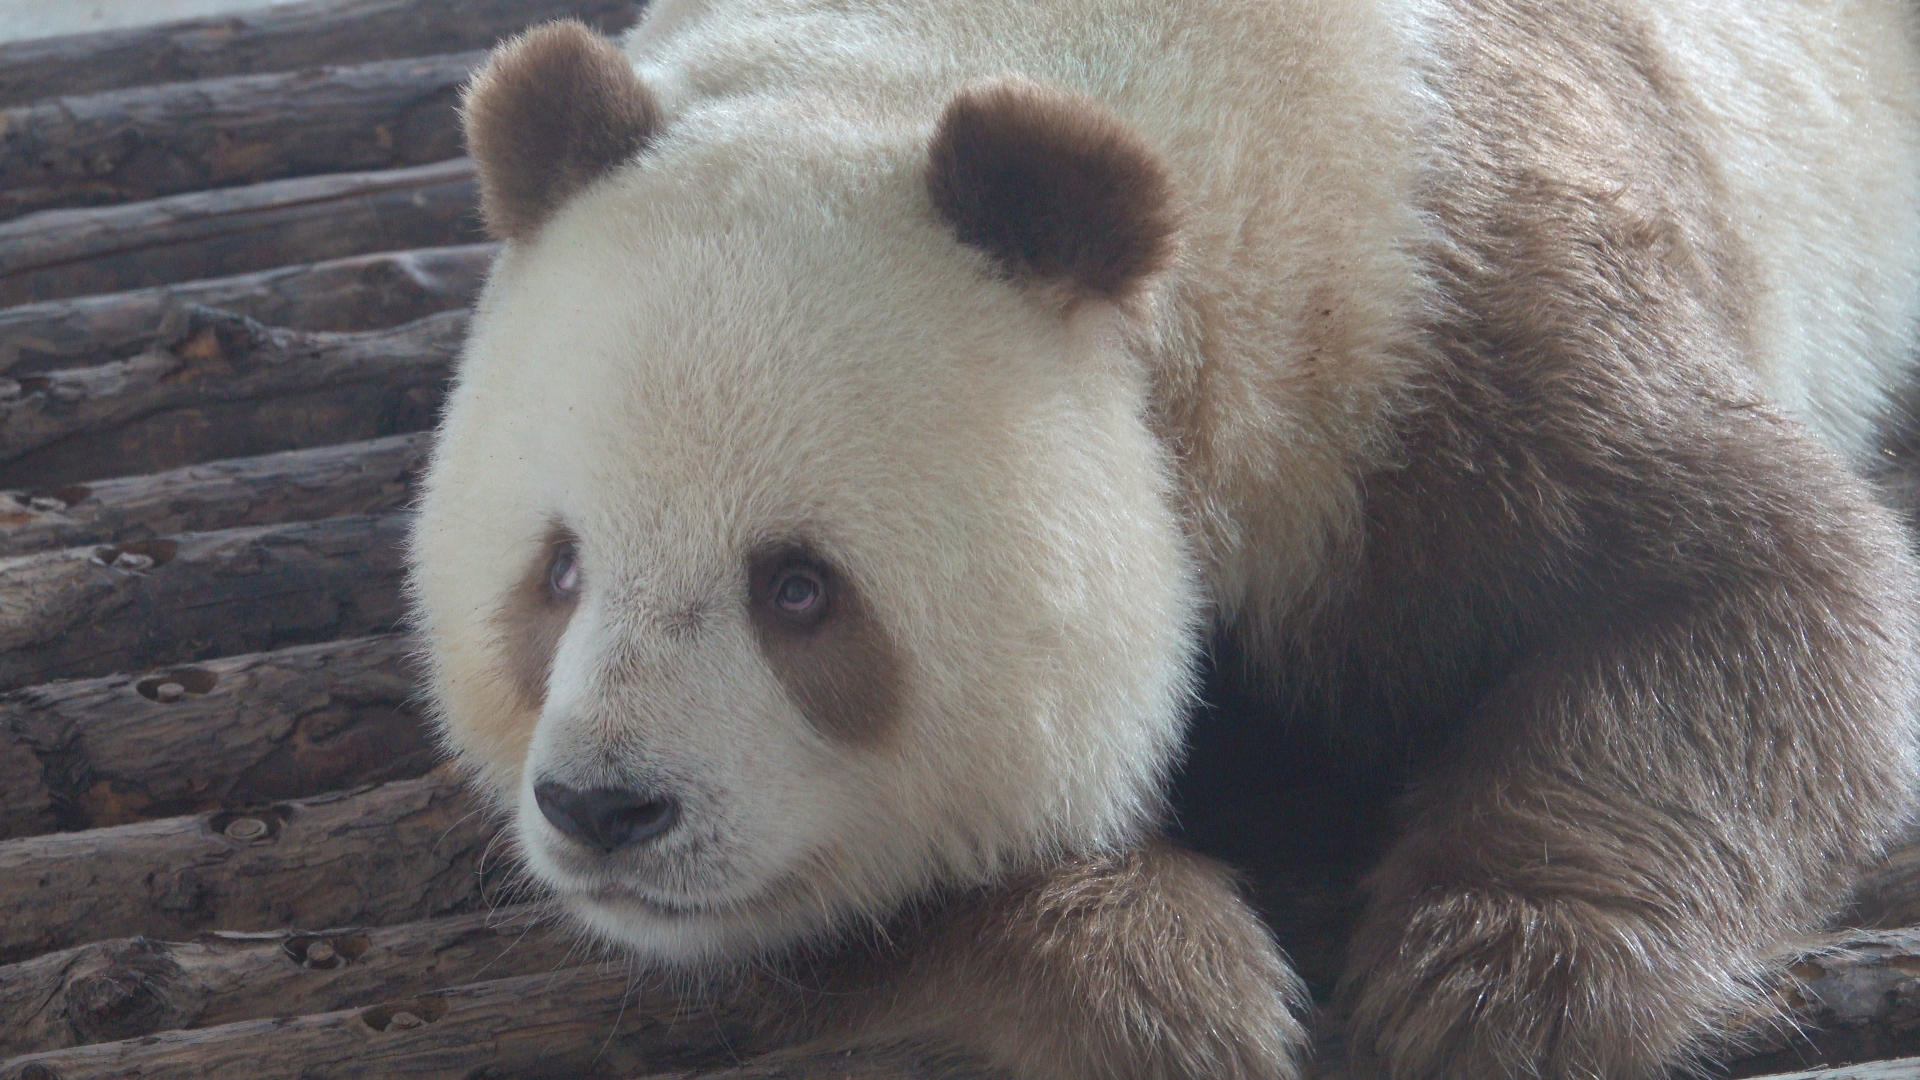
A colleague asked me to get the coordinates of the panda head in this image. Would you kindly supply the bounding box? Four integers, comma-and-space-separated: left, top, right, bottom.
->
410, 20, 1201, 964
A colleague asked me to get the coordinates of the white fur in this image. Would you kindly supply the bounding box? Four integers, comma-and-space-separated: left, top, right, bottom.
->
411, 0, 1920, 966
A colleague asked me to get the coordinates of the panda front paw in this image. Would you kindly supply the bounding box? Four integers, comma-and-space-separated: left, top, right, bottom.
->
1336, 882, 1769, 1080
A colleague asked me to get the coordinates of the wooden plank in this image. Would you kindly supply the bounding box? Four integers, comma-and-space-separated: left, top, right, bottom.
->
0, 434, 429, 557
0, 244, 493, 376
0, 773, 496, 967
1720, 929, 1920, 1077
0, 52, 480, 221
0, 308, 463, 488
0, 158, 481, 305
0, 512, 408, 691
1732, 1061, 1920, 1080
0, 0, 643, 109
0, 634, 429, 838
0, 967, 760, 1080
0, 907, 581, 1055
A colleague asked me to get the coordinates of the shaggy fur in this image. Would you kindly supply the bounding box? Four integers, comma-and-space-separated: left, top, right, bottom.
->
411, 0, 1920, 1077
732, 842, 1309, 1079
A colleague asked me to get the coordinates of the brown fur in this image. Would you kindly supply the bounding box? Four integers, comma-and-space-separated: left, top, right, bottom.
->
746, 543, 905, 745
460, 19, 660, 242
1183, 3, 1920, 1076
737, 841, 1309, 1080
926, 79, 1179, 303
494, 524, 579, 711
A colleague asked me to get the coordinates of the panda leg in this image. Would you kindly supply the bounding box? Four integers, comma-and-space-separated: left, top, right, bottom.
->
781, 839, 1310, 1079
1335, 585, 1916, 1079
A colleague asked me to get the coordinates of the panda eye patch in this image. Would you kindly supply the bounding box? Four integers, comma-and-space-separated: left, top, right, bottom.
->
549, 541, 581, 598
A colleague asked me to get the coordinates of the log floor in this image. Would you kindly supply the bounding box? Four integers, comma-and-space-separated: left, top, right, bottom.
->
1, 2, 1917, 1078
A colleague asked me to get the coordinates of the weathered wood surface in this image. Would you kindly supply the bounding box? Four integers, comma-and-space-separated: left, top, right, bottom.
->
1723, 929, 1920, 1077
0, 512, 407, 692
0, 308, 462, 487
0, 0, 642, 109
0, 434, 428, 557
0, 244, 493, 376
0, 906, 581, 1056
0, 52, 481, 221
0, 158, 481, 305
1733, 1061, 1920, 1080
0, 773, 496, 967
0, 634, 428, 838
0, 967, 755, 1080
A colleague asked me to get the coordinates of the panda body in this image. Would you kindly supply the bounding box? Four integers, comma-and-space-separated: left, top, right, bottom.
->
409, 1, 1920, 1077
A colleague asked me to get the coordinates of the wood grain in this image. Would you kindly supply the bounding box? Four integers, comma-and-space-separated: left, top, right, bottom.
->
0, 512, 408, 691
0, 244, 493, 376
0, 52, 480, 220
0, 434, 429, 557
0, 308, 462, 488
0, 158, 482, 305
0, 906, 584, 1056
0, 0, 642, 109
0, 967, 756, 1080
0, 772, 498, 967
0, 634, 429, 838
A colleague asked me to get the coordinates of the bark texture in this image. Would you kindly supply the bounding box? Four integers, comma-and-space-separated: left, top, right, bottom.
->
0, 634, 429, 838
0, 308, 461, 487
0, 52, 480, 220
0, 512, 408, 691
0, 906, 583, 1056
0, 434, 429, 557
0, 0, 642, 108
0, 158, 481, 305
0, 773, 498, 967
0, 968, 759, 1080
0, 244, 493, 376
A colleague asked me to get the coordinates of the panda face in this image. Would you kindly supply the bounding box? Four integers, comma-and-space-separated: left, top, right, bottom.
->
410, 114, 1201, 964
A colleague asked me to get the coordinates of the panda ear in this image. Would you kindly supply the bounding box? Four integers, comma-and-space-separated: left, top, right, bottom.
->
460, 19, 660, 242
926, 79, 1179, 304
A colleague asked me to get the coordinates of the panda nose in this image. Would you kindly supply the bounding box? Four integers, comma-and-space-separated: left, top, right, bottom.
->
533, 781, 679, 852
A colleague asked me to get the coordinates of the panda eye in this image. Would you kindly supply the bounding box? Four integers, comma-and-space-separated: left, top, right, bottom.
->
549, 543, 580, 598
770, 565, 827, 621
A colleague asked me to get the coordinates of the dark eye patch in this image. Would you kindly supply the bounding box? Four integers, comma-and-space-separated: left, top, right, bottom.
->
494, 523, 582, 710
746, 541, 904, 745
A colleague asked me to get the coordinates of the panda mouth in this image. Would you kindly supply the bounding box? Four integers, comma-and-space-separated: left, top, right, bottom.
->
584, 883, 713, 918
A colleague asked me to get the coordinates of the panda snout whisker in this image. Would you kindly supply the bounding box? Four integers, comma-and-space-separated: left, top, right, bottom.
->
533, 780, 681, 853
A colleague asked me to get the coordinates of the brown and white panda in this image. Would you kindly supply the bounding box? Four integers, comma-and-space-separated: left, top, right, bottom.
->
407, 1, 1920, 1076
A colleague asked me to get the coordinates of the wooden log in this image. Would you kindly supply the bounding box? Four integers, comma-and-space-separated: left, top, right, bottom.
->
1719, 930, 1920, 1078
0, 307, 463, 488
0, 244, 494, 376
0, 634, 430, 838
0, 772, 497, 967
0, 0, 643, 109
0, 512, 408, 692
0, 434, 429, 557
0, 906, 584, 1056
1730, 1062, 1920, 1080
0, 967, 758, 1080
0, 52, 481, 221
0, 158, 482, 305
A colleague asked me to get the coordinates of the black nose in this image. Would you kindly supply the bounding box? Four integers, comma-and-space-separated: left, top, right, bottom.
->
533, 781, 679, 852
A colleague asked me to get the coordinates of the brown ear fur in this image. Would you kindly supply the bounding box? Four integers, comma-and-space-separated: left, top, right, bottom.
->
926, 79, 1178, 303
461, 19, 660, 241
